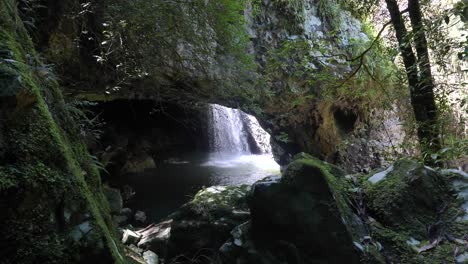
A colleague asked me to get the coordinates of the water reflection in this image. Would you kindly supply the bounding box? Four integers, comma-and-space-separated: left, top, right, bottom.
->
122, 152, 280, 222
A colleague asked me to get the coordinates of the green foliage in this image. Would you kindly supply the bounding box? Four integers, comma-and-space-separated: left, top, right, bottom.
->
260, 19, 399, 126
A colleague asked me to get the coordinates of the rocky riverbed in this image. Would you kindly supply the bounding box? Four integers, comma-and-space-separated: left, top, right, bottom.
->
109, 155, 468, 264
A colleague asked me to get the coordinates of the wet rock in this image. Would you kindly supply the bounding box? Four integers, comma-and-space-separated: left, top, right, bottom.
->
143, 250, 159, 264
128, 244, 144, 255
135, 211, 147, 223
103, 186, 123, 214
230, 221, 250, 247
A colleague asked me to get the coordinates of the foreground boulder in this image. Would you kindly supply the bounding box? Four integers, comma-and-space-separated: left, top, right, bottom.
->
363, 159, 468, 263
225, 155, 363, 264
127, 185, 251, 262
365, 159, 452, 237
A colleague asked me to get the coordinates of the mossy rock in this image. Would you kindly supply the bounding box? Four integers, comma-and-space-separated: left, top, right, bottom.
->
164, 185, 251, 260
364, 159, 452, 238
248, 155, 363, 263
362, 162, 467, 263
0, 0, 126, 262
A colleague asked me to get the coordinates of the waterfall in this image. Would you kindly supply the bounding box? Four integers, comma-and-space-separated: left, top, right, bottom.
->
207, 104, 272, 156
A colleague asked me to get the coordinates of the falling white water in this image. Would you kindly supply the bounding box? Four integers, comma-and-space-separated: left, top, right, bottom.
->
203, 104, 280, 182
207, 104, 251, 155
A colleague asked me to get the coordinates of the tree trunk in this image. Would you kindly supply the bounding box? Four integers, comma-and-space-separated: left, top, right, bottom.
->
384, 0, 440, 162
407, 0, 440, 153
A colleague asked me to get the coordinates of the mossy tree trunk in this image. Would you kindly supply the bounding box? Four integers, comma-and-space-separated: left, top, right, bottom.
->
385, 0, 440, 163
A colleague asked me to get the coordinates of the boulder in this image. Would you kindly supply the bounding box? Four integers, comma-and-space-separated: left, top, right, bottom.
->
247, 156, 361, 263
342, 160, 468, 264
365, 159, 452, 237
162, 185, 251, 260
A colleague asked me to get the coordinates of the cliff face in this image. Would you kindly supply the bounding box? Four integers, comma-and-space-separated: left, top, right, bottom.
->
84, 1, 407, 171
22, 0, 405, 173
0, 1, 124, 263
245, 0, 404, 170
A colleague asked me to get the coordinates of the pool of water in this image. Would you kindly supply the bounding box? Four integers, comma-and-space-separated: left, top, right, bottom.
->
121, 152, 280, 222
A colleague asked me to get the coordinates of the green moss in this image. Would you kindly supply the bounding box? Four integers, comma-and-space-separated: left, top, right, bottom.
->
357, 160, 466, 263
189, 185, 250, 219
303, 159, 350, 211
0, 0, 126, 262
363, 159, 452, 237
284, 155, 355, 235
371, 222, 463, 264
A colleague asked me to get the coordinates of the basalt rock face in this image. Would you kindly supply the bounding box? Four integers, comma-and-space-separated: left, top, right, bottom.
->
0, 1, 125, 263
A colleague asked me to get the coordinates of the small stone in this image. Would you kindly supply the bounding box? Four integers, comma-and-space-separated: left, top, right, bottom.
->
135, 211, 147, 223
143, 250, 159, 264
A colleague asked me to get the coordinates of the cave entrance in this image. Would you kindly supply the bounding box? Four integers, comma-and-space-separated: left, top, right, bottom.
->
333, 108, 358, 134
85, 100, 279, 223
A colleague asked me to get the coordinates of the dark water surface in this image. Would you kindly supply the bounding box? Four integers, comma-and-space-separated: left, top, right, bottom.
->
121, 152, 280, 222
